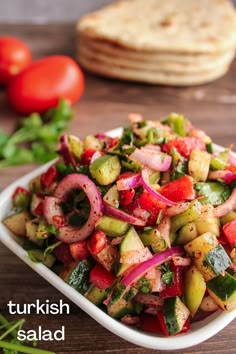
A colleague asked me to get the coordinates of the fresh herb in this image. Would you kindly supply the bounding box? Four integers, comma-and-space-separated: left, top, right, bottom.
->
0, 313, 54, 354
27, 250, 41, 263
110, 284, 126, 305
134, 301, 144, 314
195, 181, 231, 206
0, 98, 72, 168
114, 127, 133, 151
56, 162, 74, 176
44, 241, 62, 257
137, 278, 151, 293
123, 287, 138, 301
45, 224, 59, 236
162, 271, 174, 285
156, 210, 163, 225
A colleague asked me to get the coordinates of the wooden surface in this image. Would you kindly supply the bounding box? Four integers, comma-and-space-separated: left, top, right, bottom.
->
0, 24, 236, 354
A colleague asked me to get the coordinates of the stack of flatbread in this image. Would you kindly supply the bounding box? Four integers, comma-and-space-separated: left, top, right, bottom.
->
76, 0, 236, 86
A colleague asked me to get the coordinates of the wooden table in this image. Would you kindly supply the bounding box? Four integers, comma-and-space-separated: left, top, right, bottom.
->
0, 24, 236, 354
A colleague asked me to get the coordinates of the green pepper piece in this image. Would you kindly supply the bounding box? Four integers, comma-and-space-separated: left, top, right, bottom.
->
195, 182, 231, 206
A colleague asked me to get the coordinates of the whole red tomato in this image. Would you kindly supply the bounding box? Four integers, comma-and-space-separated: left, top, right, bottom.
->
0, 36, 32, 85
7, 55, 84, 114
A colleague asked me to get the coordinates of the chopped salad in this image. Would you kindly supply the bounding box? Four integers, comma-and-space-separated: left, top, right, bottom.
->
3, 113, 236, 336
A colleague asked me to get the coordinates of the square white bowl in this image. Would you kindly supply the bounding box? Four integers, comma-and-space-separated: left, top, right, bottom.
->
0, 127, 235, 350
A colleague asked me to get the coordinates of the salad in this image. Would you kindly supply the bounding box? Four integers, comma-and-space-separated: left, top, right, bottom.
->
3, 113, 236, 337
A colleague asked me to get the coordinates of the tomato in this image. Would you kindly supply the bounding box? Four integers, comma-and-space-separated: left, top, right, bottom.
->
12, 186, 30, 199
132, 191, 166, 226
159, 175, 195, 202
53, 242, 73, 267
87, 230, 108, 255
7, 55, 84, 114
41, 165, 59, 188
223, 220, 236, 247
160, 262, 184, 299
89, 263, 116, 289
139, 313, 161, 333
119, 189, 135, 207
0, 36, 32, 85
70, 240, 90, 261
81, 149, 97, 165
163, 137, 206, 159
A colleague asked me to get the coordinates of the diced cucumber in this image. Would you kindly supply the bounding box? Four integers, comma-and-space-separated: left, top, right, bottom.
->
90, 154, 121, 185
195, 204, 220, 237
220, 211, 236, 225
85, 285, 108, 306
62, 260, 91, 294
184, 232, 219, 281
36, 222, 49, 240
188, 149, 211, 182
28, 175, 42, 193
103, 185, 119, 208
207, 272, 236, 311
25, 220, 44, 247
3, 210, 31, 236
28, 249, 55, 268
139, 228, 167, 253
117, 227, 144, 276
177, 222, 198, 245
184, 265, 206, 317
84, 134, 103, 151
210, 150, 229, 170
171, 200, 202, 232
163, 296, 190, 335
12, 192, 30, 209
108, 288, 134, 318
96, 215, 129, 237
204, 244, 231, 276
195, 182, 230, 206
68, 135, 83, 159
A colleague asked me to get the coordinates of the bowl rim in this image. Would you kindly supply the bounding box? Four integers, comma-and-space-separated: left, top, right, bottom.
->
0, 127, 235, 350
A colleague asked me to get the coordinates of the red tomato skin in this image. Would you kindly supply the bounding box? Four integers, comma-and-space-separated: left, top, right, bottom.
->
139, 313, 161, 333
163, 137, 206, 159
7, 55, 84, 114
89, 263, 116, 289
160, 262, 184, 299
70, 241, 90, 261
0, 36, 32, 85
41, 165, 59, 188
87, 230, 108, 255
223, 220, 236, 247
159, 175, 195, 202
53, 242, 73, 267
81, 149, 97, 165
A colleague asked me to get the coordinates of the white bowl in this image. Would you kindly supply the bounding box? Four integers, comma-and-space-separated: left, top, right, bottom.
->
0, 127, 235, 351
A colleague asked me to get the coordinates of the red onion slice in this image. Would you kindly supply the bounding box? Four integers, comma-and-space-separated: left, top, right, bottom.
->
103, 202, 146, 226
59, 135, 77, 169
141, 168, 177, 206
130, 148, 171, 172
208, 170, 236, 184
120, 246, 183, 288
44, 174, 103, 243
116, 173, 141, 191
44, 196, 65, 227
165, 202, 190, 217
214, 188, 236, 217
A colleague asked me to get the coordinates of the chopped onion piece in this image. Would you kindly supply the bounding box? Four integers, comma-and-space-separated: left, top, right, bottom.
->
214, 188, 236, 217
130, 148, 171, 172
141, 168, 177, 206
116, 173, 141, 191
208, 170, 236, 184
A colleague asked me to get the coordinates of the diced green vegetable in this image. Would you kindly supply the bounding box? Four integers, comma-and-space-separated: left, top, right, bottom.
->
177, 221, 198, 245
84, 134, 103, 151
162, 113, 187, 137
184, 265, 206, 317
25, 220, 44, 247
171, 200, 202, 232
204, 244, 231, 276
96, 215, 129, 237
27, 249, 55, 268
139, 228, 167, 253
3, 210, 31, 236
220, 210, 236, 225
163, 296, 190, 335
64, 260, 91, 294
85, 285, 108, 306
90, 154, 121, 185
210, 150, 229, 170
195, 204, 220, 237
195, 182, 230, 206
188, 149, 211, 182
103, 185, 119, 208
207, 272, 236, 311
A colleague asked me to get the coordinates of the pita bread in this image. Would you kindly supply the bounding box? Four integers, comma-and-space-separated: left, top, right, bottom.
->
78, 50, 231, 85
77, 0, 236, 54
78, 40, 235, 73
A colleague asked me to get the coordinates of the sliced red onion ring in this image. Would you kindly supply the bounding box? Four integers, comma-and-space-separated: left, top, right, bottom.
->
208, 170, 236, 184
116, 173, 141, 191
214, 188, 236, 217
59, 134, 77, 169
44, 174, 103, 243
165, 202, 190, 217
130, 148, 171, 172
103, 201, 146, 226
44, 196, 65, 227
141, 167, 177, 206
120, 246, 183, 288
141, 144, 161, 152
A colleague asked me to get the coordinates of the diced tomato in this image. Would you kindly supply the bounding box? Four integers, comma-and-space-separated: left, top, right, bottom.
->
87, 230, 108, 255
41, 165, 59, 188
81, 149, 96, 165
132, 191, 166, 226
12, 186, 30, 199
53, 242, 73, 267
33, 200, 44, 215
159, 175, 195, 202
105, 137, 119, 150
139, 313, 161, 333
163, 137, 206, 159
119, 189, 135, 207
89, 263, 116, 289
157, 312, 169, 336
70, 240, 90, 261
223, 220, 236, 247
160, 262, 184, 299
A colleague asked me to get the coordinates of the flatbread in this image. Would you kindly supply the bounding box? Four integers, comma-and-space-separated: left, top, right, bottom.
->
78, 51, 231, 86
77, 0, 236, 54
78, 41, 235, 74
78, 33, 235, 64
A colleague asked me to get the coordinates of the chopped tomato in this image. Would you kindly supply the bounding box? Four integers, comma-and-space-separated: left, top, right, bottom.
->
160, 262, 184, 299
87, 230, 108, 255
12, 186, 30, 199
132, 191, 166, 226
223, 220, 236, 247
119, 189, 135, 207
157, 312, 169, 336
163, 137, 206, 159
139, 313, 161, 333
159, 175, 195, 202
41, 165, 59, 188
70, 240, 90, 261
33, 200, 44, 216
81, 149, 96, 165
53, 243, 73, 267
89, 263, 116, 289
